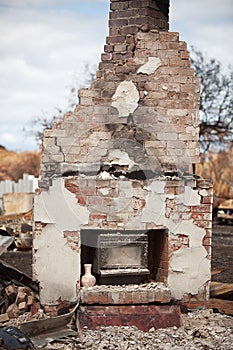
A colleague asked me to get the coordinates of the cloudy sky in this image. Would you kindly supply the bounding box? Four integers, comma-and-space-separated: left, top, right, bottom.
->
0, 0, 232, 152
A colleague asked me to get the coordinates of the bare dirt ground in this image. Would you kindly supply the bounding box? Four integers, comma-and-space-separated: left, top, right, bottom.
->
211, 223, 233, 283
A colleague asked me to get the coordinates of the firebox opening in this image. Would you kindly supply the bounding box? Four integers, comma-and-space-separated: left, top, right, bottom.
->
147, 229, 169, 283
80, 229, 168, 286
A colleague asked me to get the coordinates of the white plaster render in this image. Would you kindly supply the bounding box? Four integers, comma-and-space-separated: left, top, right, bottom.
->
108, 149, 136, 169
141, 181, 167, 225
118, 181, 134, 199
99, 188, 110, 196
137, 57, 161, 75
171, 220, 205, 248
97, 171, 113, 180
34, 178, 89, 304
34, 178, 89, 230
130, 180, 210, 300
111, 81, 139, 117
34, 224, 80, 304
167, 247, 210, 300
199, 189, 209, 197
178, 186, 201, 206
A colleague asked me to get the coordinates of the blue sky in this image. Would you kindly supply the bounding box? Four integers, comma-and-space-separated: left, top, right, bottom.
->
0, 0, 232, 152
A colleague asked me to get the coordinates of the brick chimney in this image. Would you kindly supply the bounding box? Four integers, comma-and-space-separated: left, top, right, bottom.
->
109, 0, 170, 34
104, 0, 169, 64
34, 0, 213, 311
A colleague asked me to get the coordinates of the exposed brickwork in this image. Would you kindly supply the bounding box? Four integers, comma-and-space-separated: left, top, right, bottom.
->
35, 0, 213, 307
80, 282, 171, 305
40, 1, 200, 178
108, 0, 169, 39
78, 304, 181, 332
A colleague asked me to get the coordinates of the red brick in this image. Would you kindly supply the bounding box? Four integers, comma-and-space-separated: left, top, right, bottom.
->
204, 245, 211, 255
197, 179, 213, 189
202, 236, 211, 246
78, 304, 181, 332
65, 182, 79, 194
99, 291, 113, 304
5, 284, 17, 302
101, 52, 112, 61
160, 260, 169, 270
119, 305, 135, 315
80, 188, 96, 196
201, 196, 213, 204
104, 306, 120, 315
89, 213, 107, 221
121, 25, 138, 35
191, 205, 212, 213
6, 303, 19, 319
159, 32, 179, 42
195, 220, 212, 229
44, 305, 58, 317
104, 44, 114, 52
110, 2, 129, 11
122, 291, 133, 304
16, 291, 27, 304
77, 196, 86, 206
30, 302, 41, 316
18, 302, 28, 313
157, 269, 168, 282
109, 19, 128, 28
64, 231, 79, 238
204, 229, 212, 238
107, 35, 126, 44
27, 295, 36, 306
191, 213, 212, 221
0, 313, 9, 323
180, 51, 189, 60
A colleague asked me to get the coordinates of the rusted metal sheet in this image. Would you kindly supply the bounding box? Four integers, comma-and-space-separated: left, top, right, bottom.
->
20, 303, 79, 347
0, 234, 14, 256
0, 260, 38, 293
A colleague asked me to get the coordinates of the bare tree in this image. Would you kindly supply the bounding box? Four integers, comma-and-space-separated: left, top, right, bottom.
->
190, 47, 233, 152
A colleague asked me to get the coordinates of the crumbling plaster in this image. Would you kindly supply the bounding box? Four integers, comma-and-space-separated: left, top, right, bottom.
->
137, 57, 161, 75
111, 81, 139, 117
35, 9, 213, 305
34, 224, 80, 304
34, 178, 89, 229
138, 180, 211, 300
111, 56, 161, 118
34, 174, 211, 303
34, 178, 90, 304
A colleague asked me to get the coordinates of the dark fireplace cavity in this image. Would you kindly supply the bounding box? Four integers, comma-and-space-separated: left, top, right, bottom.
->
81, 230, 150, 285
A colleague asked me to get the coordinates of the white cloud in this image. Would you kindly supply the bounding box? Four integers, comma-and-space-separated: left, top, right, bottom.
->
170, 0, 233, 66
170, 0, 233, 22
0, 2, 108, 151
0, 0, 108, 8
1, 133, 15, 143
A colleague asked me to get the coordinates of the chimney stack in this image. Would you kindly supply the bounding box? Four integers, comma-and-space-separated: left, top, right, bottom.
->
109, 0, 170, 37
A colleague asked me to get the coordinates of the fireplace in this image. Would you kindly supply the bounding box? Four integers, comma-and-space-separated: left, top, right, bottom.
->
81, 229, 149, 284
34, 0, 213, 309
